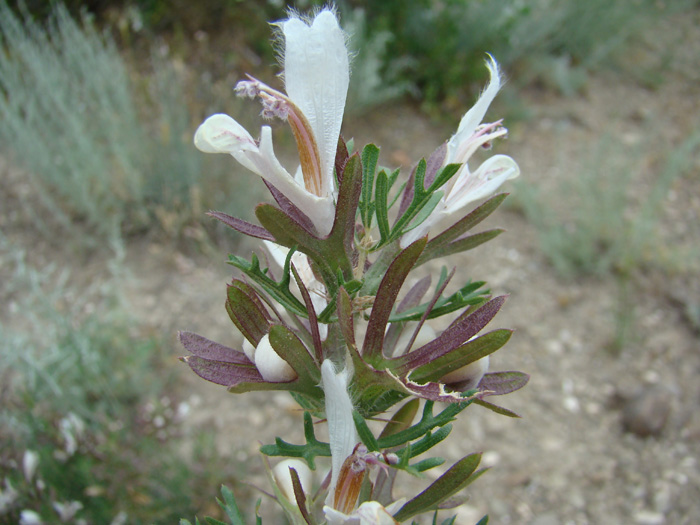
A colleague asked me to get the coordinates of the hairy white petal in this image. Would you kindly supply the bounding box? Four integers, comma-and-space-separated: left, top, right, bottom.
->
272, 459, 313, 503
194, 113, 257, 154
446, 154, 519, 211
321, 359, 357, 503
254, 334, 297, 382
447, 56, 501, 163
283, 9, 349, 196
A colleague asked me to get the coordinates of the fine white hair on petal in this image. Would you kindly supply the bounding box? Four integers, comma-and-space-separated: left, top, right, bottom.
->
321, 359, 357, 504
282, 9, 350, 197
448, 55, 502, 162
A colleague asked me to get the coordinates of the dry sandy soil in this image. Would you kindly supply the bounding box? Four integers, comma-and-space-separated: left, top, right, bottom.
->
4, 8, 699, 525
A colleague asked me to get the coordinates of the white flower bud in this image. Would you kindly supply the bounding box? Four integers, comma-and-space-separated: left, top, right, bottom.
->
254, 334, 297, 382
242, 338, 256, 362
441, 355, 490, 390
272, 459, 313, 503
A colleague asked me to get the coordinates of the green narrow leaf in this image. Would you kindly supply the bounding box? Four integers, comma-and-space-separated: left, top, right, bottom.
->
473, 398, 522, 418
375, 169, 391, 242
353, 410, 380, 451
361, 143, 380, 227
412, 457, 446, 472
219, 485, 246, 525
393, 453, 483, 522
475, 515, 489, 525
404, 190, 444, 232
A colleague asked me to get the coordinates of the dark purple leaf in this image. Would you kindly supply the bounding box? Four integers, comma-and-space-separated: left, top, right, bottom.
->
291, 263, 322, 363
263, 180, 316, 234
479, 371, 530, 396
335, 136, 350, 185
207, 211, 275, 241
337, 287, 356, 349
362, 237, 427, 363
179, 331, 251, 365
409, 329, 512, 383
423, 142, 447, 188
392, 296, 507, 375
225, 284, 270, 346
182, 355, 263, 386
397, 275, 432, 313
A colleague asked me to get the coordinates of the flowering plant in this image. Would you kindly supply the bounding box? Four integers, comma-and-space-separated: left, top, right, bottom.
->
180, 7, 527, 524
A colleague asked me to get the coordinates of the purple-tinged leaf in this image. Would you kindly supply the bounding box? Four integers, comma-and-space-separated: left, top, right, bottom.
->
336, 287, 356, 349
362, 237, 427, 363
422, 193, 508, 254
398, 268, 454, 357
182, 355, 264, 386
417, 229, 504, 265
179, 331, 251, 365
225, 284, 271, 347
263, 180, 316, 234
423, 142, 448, 188
393, 453, 484, 521
384, 275, 433, 355
397, 275, 432, 313
289, 467, 312, 525
229, 279, 273, 321
207, 211, 275, 241
328, 153, 363, 272
255, 203, 334, 282
409, 329, 512, 383
335, 136, 350, 185
400, 379, 469, 403
392, 296, 507, 375
397, 143, 447, 218
479, 371, 529, 396
268, 324, 321, 389
473, 398, 522, 418
291, 263, 322, 363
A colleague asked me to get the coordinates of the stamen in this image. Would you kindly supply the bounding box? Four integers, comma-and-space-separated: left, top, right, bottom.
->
234, 75, 324, 197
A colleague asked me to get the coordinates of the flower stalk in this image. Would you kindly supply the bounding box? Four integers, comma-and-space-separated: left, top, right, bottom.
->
180, 6, 528, 524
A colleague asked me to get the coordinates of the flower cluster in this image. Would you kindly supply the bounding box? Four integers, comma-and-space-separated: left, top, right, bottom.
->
181, 7, 527, 524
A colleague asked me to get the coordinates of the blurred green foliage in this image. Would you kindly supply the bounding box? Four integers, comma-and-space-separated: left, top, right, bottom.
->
0, 237, 229, 523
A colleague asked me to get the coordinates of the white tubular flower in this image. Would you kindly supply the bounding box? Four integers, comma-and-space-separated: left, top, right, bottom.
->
254, 334, 297, 382
194, 9, 349, 236
321, 359, 358, 504
323, 499, 405, 525
402, 57, 519, 246
272, 458, 313, 503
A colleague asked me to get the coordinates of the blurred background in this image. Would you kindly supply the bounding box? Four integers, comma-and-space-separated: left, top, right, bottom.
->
1, 0, 698, 523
